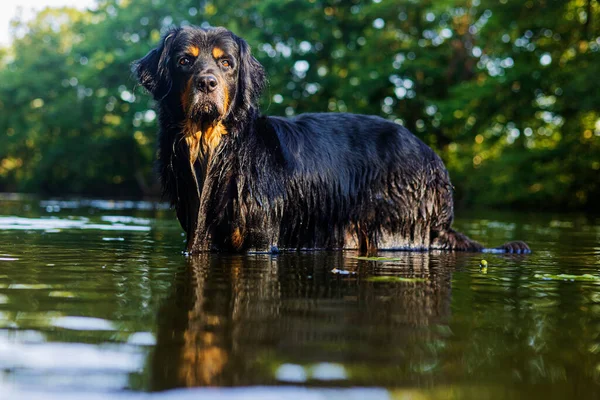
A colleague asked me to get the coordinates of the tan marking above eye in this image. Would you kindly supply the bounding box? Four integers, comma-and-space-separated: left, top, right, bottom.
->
188, 46, 200, 57
212, 47, 225, 59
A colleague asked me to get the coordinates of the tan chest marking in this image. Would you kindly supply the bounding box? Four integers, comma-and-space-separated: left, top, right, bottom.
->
184, 121, 228, 164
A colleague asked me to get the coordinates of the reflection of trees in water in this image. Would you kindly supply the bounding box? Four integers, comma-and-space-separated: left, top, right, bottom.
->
150, 252, 465, 389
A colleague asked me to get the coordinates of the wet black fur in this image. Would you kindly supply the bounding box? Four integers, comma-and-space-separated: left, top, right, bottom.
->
134, 26, 530, 254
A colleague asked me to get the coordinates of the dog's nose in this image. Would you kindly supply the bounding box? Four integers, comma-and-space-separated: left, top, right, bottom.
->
197, 75, 218, 93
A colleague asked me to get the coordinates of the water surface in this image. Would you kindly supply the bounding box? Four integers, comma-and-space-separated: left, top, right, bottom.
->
1, 195, 599, 399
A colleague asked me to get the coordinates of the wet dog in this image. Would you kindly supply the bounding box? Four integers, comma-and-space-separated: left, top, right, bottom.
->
134, 25, 530, 255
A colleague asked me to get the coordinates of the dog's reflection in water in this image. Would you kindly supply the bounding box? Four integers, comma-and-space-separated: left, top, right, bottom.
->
150, 251, 466, 389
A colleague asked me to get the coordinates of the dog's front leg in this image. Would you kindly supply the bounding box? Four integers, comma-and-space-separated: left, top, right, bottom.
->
186, 211, 213, 253
246, 213, 281, 254
186, 227, 212, 253
186, 167, 221, 254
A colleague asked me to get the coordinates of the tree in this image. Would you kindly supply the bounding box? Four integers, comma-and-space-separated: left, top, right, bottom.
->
0, 0, 598, 210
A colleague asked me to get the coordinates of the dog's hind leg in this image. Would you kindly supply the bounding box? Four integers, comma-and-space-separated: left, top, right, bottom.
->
488, 240, 530, 254
428, 170, 530, 254
431, 228, 530, 253
430, 228, 484, 251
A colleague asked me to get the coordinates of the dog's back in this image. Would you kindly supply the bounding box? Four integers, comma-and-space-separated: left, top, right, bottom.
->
253, 113, 453, 252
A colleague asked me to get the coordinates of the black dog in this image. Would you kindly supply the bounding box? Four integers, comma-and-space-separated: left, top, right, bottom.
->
134, 26, 530, 255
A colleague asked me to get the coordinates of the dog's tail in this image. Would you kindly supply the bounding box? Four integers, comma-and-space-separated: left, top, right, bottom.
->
431, 228, 530, 254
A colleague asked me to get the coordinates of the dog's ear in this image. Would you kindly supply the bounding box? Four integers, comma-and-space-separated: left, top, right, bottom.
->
133, 29, 179, 100
235, 36, 266, 110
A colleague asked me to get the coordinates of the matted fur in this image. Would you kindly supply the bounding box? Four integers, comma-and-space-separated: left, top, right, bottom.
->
134, 25, 530, 255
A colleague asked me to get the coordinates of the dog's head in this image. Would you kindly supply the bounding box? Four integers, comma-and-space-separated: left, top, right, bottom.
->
134, 26, 265, 127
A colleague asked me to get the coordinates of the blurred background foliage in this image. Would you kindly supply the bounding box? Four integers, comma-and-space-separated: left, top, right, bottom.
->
0, 0, 598, 210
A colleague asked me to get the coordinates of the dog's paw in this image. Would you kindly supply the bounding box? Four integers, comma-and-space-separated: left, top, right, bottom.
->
499, 241, 531, 254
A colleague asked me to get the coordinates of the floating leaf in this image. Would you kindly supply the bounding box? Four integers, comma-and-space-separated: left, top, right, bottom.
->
534, 274, 600, 281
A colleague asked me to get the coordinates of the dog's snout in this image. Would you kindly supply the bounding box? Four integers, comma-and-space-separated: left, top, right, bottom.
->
197, 75, 218, 93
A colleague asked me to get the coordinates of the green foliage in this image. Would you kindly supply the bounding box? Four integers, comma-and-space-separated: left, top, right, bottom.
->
0, 0, 598, 209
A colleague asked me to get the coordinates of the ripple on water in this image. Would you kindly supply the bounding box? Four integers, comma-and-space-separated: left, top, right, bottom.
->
1, 201, 600, 398
0, 216, 151, 232
51, 316, 116, 331
0, 336, 144, 371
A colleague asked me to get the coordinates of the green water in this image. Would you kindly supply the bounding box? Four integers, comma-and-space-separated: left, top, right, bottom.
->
1, 195, 599, 399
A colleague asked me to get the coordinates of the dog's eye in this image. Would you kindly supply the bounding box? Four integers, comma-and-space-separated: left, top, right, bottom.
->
178, 57, 191, 66
220, 59, 231, 68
